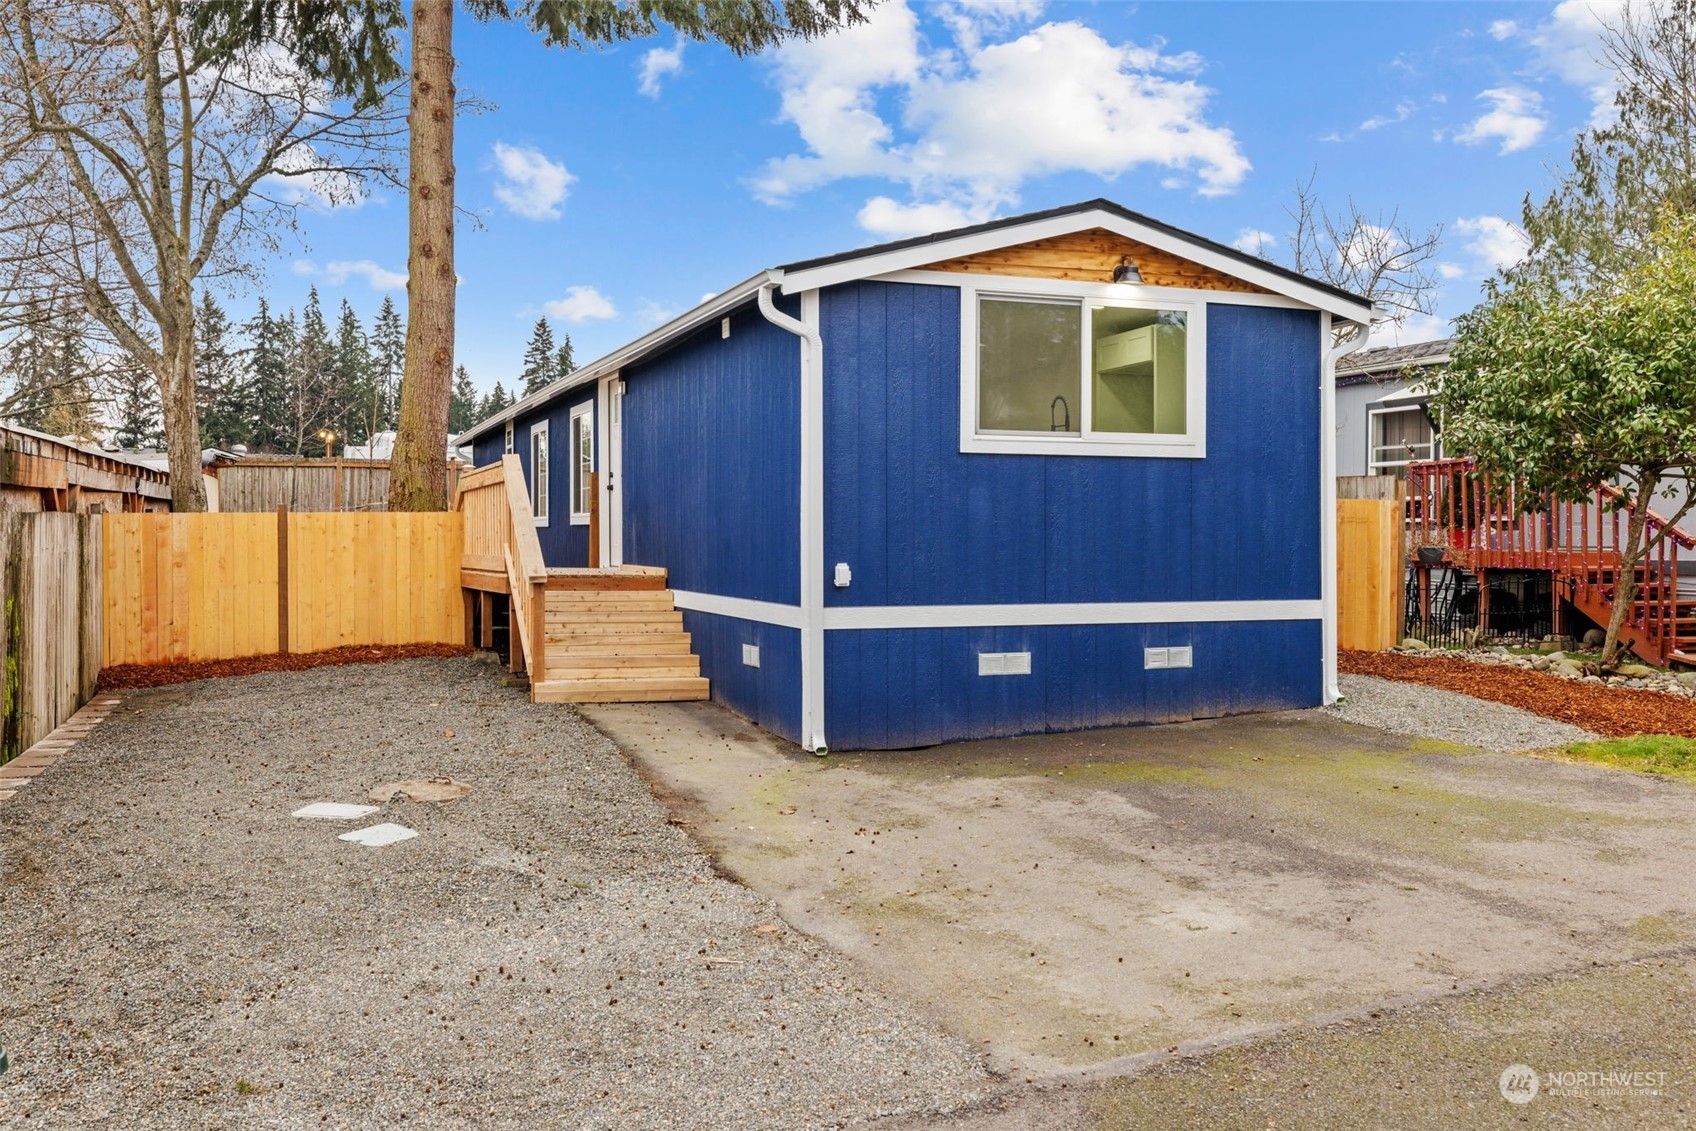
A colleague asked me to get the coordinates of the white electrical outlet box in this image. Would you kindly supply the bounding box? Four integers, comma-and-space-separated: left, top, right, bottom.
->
1145, 646, 1194, 670
721, 317, 731, 339
741, 643, 760, 667
833, 562, 852, 588
978, 651, 1032, 676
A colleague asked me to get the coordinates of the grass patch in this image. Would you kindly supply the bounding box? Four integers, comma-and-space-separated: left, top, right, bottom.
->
1562, 735, 1696, 780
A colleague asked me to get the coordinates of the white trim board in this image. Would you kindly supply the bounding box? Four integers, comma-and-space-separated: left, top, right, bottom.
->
670, 589, 805, 630
779, 209, 1378, 323
875, 269, 1317, 311
823, 600, 1320, 630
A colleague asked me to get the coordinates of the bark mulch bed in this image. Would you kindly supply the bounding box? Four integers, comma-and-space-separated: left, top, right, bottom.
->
97, 643, 474, 690
1340, 649, 1696, 740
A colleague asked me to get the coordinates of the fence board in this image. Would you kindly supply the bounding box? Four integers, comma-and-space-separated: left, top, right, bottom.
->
0, 513, 100, 761
1338, 498, 1403, 651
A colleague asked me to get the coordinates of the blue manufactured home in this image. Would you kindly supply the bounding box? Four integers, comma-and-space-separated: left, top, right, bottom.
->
458, 200, 1376, 752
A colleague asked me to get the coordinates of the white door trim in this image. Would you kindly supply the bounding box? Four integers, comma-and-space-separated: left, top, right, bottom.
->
597, 371, 624, 566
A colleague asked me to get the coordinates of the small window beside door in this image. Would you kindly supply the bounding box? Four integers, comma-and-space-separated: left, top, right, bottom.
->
529, 421, 549, 525
569, 402, 593, 526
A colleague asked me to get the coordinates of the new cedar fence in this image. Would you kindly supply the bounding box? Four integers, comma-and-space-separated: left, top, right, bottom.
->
0, 513, 102, 762
1337, 497, 1405, 651
102, 511, 464, 666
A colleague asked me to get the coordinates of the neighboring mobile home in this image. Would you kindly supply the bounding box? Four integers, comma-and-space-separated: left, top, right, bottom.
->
458, 200, 1377, 751
1333, 338, 1450, 479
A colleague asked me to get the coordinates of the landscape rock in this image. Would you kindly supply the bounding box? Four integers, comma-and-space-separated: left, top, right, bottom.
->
1583, 629, 1607, 648
1400, 637, 1429, 652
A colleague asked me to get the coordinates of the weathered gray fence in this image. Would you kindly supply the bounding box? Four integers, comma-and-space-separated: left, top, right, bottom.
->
210, 459, 464, 513
0, 513, 101, 762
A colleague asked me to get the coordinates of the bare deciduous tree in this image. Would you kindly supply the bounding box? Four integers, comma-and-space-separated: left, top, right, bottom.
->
0, 0, 403, 509
1283, 170, 1444, 334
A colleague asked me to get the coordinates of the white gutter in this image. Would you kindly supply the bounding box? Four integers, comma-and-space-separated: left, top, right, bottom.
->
1322, 315, 1373, 704
756, 277, 829, 756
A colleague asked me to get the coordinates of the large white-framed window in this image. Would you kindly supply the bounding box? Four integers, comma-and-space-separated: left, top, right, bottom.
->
1368, 404, 1438, 475
569, 401, 593, 526
959, 278, 1207, 458
529, 420, 549, 526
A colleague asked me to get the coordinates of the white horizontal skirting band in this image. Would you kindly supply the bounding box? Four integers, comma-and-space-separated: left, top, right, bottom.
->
671, 592, 1319, 632
670, 589, 805, 630
822, 599, 1321, 630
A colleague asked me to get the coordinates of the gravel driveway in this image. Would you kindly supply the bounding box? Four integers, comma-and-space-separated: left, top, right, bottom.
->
1325, 673, 1596, 752
0, 658, 989, 1129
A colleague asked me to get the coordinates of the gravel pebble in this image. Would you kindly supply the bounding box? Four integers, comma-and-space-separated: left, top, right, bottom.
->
1324, 673, 1598, 752
0, 658, 990, 1128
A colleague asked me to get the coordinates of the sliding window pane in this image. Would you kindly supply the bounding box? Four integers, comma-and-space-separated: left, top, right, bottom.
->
978, 297, 1081, 434
1090, 307, 1186, 435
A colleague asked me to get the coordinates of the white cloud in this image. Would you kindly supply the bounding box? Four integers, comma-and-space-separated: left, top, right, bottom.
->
753, 0, 1250, 232
1456, 215, 1531, 272
637, 41, 685, 98
491, 142, 574, 220
543, 285, 617, 323
1527, 0, 1634, 122
1371, 311, 1449, 345
857, 196, 990, 238
290, 258, 407, 291
324, 259, 408, 291
1231, 228, 1275, 257
1360, 100, 1416, 131
1488, 18, 1520, 41
1437, 261, 1467, 279
1454, 87, 1547, 154
636, 299, 679, 326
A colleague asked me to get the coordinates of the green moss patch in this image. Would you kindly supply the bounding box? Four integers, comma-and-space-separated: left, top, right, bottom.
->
1561, 735, 1696, 781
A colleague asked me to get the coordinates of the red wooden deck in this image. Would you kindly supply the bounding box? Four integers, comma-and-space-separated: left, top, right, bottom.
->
1406, 458, 1696, 666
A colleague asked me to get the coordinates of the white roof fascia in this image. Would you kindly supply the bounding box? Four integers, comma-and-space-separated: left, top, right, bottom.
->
455, 270, 776, 446
776, 208, 1379, 324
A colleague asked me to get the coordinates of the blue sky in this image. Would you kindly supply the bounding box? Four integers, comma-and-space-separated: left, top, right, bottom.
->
256, 0, 1624, 399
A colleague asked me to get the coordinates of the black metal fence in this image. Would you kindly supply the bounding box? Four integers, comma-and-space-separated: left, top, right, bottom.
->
1403, 567, 1561, 648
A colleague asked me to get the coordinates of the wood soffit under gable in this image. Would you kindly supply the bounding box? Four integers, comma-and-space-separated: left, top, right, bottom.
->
917, 228, 1271, 294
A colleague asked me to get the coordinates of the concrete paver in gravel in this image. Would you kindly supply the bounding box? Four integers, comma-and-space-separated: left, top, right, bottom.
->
0, 658, 991, 1128
583, 700, 1696, 1085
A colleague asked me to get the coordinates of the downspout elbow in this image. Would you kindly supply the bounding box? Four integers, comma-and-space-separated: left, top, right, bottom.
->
757, 280, 821, 355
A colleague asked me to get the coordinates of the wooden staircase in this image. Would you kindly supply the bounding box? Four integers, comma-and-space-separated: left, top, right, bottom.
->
534, 570, 709, 703
453, 456, 710, 703
1408, 458, 1696, 666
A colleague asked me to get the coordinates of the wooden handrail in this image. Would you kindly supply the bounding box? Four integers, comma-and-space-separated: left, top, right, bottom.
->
1596, 481, 1696, 551
455, 455, 548, 683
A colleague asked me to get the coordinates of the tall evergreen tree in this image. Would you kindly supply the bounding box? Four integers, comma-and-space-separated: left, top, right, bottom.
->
449, 364, 479, 434
111, 355, 165, 449
1, 304, 103, 439
331, 299, 375, 444
555, 333, 576, 379
481, 381, 512, 419
290, 289, 334, 454
196, 292, 250, 450
520, 317, 557, 396
369, 295, 405, 436
242, 299, 296, 453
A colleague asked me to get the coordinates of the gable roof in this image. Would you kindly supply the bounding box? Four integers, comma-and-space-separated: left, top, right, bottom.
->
457, 200, 1381, 445
1336, 337, 1452, 387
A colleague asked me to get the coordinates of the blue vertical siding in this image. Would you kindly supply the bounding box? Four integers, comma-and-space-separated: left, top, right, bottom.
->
510, 387, 595, 568
819, 280, 1323, 748
821, 281, 1321, 606
471, 432, 505, 469
825, 620, 1320, 750
621, 302, 801, 604
683, 611, 802, 744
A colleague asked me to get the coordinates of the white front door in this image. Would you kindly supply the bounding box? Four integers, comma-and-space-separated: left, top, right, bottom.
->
598, 374, 624, 566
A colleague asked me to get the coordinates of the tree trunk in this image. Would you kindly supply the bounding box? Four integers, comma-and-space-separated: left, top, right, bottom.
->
1601, 473, 1658, 671
388, 0, 456, 512
160, 300, 208, 512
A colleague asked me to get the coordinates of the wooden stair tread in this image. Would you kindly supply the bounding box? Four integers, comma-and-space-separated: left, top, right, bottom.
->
532, 676, 710, 703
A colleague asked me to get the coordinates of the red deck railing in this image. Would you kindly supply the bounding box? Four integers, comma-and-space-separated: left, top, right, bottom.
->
1406, 458, 1696, 664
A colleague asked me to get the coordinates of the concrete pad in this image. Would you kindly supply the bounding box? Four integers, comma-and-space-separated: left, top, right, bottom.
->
0, 763, 48, 778
585, 701, 1696, 1078
292, 802, 380, 820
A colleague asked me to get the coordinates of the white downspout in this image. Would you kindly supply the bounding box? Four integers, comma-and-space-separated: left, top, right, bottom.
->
1322, 315, 1372, 704
758, 278, 828, 754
